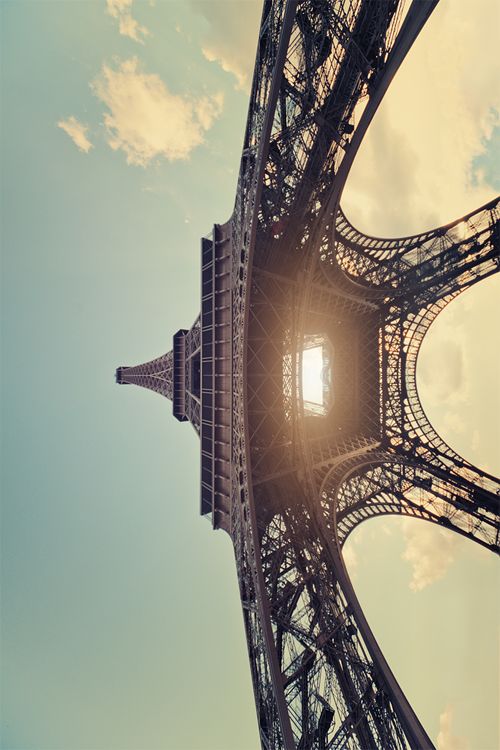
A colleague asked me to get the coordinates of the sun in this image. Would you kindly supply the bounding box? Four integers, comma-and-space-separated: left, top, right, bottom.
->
302, 338, 333, 416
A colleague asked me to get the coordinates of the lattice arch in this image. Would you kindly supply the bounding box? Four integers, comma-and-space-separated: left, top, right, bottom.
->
318, 451, 500, 553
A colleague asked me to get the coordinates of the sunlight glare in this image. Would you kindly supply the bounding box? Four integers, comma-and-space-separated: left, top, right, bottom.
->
302, 345, 324, 406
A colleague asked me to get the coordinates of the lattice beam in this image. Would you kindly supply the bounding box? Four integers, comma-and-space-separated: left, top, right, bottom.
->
329, 196, 499, 304
318, 451, 500, 552
248, 480, 434, 749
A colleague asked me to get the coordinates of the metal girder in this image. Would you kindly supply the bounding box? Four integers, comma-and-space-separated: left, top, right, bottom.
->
255, 0, 406, 242
249, 481, 434, 749
254, 0, 439, 269
318, 451, 500, 552
328, 196, 499, 303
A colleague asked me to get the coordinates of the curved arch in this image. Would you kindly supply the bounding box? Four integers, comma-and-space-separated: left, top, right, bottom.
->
320, 196, 499, 298
338, 198, 499, 262
319, 452, 500, 553
383, 289, 500, 497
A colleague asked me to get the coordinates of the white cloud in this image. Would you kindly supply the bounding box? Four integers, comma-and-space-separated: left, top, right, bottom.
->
202, 46, 247, 91
436, 705, 469, 750
106, 0, 150, 44
401, 519, 457, 591
57, 116, 93, 153
91, 58, 223, 166
190, 1, 261, 91
343, 0, 499, 235
195, 92, 225, 131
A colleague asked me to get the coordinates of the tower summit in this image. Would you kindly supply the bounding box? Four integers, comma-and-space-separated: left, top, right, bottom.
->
117, 2, 500, 748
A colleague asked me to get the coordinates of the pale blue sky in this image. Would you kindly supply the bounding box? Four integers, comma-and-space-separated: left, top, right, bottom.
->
1, 1, 498, 749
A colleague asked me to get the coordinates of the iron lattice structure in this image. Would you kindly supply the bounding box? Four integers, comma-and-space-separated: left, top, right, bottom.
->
117, 1, 500, 748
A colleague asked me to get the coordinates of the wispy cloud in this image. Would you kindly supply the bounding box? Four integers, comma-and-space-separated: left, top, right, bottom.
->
190, 1, 261, 91
401, 519, 457, 592
106, 0, 150, 44
57, 116, 93, 153
436, 705, 469, 750
91, 57, 223, 166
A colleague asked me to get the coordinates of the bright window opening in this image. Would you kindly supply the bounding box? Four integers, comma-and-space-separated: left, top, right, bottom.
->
302, 336, 333, 416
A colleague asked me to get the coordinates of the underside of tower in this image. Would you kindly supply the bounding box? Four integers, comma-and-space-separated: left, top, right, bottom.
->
116, 1, 500, 748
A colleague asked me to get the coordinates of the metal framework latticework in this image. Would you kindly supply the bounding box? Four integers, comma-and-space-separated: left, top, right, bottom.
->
117, 1, 499, 748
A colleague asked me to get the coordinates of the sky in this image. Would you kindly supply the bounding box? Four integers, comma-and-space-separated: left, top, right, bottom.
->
1, 1, 499, 749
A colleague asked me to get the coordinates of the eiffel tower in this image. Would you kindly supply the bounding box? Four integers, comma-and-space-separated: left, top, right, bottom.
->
116, 1, 500, 748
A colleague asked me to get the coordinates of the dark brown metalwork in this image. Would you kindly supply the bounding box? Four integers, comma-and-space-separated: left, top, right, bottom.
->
116, 1, 499, 747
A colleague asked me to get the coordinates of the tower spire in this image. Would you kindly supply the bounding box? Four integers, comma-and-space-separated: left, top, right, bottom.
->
116, 350, 174, 400
116, 324, 201, 428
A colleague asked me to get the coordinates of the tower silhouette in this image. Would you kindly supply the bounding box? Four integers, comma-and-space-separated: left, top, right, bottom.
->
117, 2, 499, 748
